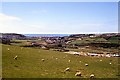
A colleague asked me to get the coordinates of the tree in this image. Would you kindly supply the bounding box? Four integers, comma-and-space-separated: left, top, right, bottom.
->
1, 38, 10, 45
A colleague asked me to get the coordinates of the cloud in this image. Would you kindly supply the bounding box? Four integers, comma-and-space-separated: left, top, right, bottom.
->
0, 13, 21, 22
0, 13, 46, 33
0, 13, 22, 33
0, 13, 117, 34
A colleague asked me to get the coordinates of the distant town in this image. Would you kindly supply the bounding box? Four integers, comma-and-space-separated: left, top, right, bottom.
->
1, 33, 120, 57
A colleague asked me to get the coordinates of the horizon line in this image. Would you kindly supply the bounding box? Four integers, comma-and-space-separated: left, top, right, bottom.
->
0, 32, 119, 34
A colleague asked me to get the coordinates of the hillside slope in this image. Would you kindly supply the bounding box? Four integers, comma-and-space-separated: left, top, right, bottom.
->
2, 44, 119, 78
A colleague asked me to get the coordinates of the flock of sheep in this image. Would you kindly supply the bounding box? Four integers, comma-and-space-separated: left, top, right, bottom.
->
7, 47, 113, 78
63, 67, 94, 78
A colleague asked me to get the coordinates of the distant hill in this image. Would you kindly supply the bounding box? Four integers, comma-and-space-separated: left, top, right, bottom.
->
1, 33, 26, 40
69, 33, 120, 39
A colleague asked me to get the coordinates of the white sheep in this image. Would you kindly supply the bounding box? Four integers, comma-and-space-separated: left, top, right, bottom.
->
41, 59, 45, 61
14, 55, 18, 60
56, 58, 58, 60
65, 67, 70, 71
109, 62, 112, 65
68, 60, 71, 62
100, 60, 102, 61
85, 63, 88, 66
90, 74, 95, 78
7, 48, 10, 51
75, 71, 81, 76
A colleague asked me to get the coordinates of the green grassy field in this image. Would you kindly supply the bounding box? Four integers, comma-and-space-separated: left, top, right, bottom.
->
2, 44, 119, 78
0, 44, 2, 78
107, 36, 120, 44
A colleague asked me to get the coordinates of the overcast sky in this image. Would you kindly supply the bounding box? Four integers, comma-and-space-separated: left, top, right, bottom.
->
0, 2, 118, 34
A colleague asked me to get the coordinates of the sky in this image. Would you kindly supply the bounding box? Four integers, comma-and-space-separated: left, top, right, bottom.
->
0, 2, 118, 34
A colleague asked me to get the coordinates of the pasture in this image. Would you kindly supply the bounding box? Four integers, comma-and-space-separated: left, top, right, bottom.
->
2, 44, 119, 78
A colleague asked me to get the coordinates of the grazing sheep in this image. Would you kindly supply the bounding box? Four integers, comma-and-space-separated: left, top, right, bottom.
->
41, 59, 45, 61
109, 62, 112, 65
75, 71, 81, 76
56, 58, 58, 60
100, 60, 102, 61
7, 48, 10, 51
79, 61, 81, 63
85, 63, 88, 66
14, 55, 18, 60
68, 60, 71, 62
65, 67, 70, 71
90, 74, 95, 78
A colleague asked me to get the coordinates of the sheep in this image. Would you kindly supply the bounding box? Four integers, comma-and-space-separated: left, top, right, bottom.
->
100, 60, 102, 61
85, 63, 88, 66
109, 62, 112, 65
7, 48, 10, 51
90, 74, 95, 78
41, 59, 45, 62
64, 67, 70, 71
68, 60, 71, 62
79, 61, 81, 63
75, 71, 81, 76
14, 55, 18, 60
56, 58, 58, 60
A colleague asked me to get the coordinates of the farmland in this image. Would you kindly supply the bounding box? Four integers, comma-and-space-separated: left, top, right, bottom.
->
2, 44, 119, 78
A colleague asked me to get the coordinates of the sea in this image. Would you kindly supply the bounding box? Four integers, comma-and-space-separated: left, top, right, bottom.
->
24, 34, 71, 37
